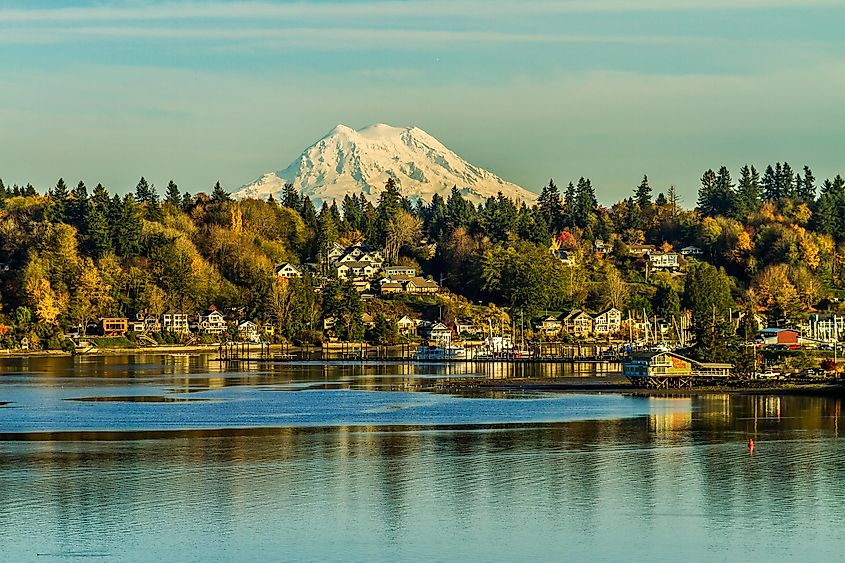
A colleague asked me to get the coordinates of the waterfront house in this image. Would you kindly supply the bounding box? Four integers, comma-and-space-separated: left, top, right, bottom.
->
623, 350, 732, 388
561, 309, 593, 335
593, 308, 622, 335
419, 321, 452, 345
237, 321, 261, 342
99, 317, 129, 337
198, 309, 228, 335
379, 280, 405, 295
162, 311, 190, 334
454, 319, 475, 335
537, 315, 563, 335
132, 312, 161, 334
274, 262, 303, 279
360, 313, 377, 329
397, 315, 419, 335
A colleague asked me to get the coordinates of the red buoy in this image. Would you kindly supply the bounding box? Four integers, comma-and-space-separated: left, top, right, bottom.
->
748, 438, 755, 450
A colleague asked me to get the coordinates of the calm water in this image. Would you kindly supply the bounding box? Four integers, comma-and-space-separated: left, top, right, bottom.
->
1, 355, 844, 561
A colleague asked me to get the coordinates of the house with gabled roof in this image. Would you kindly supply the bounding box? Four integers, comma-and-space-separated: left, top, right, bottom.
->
275, 262, 303, 279
593, 308, 622, 335
561, 309, 593, 335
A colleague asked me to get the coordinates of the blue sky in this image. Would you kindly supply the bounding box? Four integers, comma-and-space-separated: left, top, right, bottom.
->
1, 1, 843, 204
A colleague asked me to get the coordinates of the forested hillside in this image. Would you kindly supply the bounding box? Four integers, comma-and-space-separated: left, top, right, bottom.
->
0, 162, 843, 356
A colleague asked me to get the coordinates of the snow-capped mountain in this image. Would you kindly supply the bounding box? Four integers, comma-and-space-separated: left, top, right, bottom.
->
234, 123, 536, 206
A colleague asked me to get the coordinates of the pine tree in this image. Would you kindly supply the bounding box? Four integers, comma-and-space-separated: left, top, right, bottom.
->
537, 179, 564, 235
24, 183, 37, 196
211, 181, 230, 203
112, 194, 142, 257
562, 182, 576, 227
572, 177, 597, 229
697, 169, 718, 216
0, 178, 6, 208
734, 164, 761, 219
779, 162, 795, 200
714, 165, 736, 216
281, 183, 300, 210
799, 166, 816, 202
762, 165, 779, 201
68, 181, 89, 229
317, 203, 339, 272
84, 194, 113, 258
135, 177, 153, 203
165, 180, 181, 207
634, 175, 652, 209
47, 178, 69, 223
181, 192, 193, 211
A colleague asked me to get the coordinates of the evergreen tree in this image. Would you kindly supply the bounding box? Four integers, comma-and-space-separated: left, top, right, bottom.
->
300, 196, 318, 231
317, 202, 339, 271
713, 166, 736, 216
24, 183, 37, 196
446, 187, 475, 231
697, 169, 718, 216
135, 177, 153, 203
165, 180, 181, 207
281, 183, 300, 210
684, 262, 734, 361
537, 179, 564, 235
112, 194, 142, 257
734, 164, 761, 218
562, 181, 577, 227
572, 177, 597, 230
634, 174, 652, 209
84, 193, 113, 258
47, 178, 70, 223
799, 166, 816, 202
342, 194, 363, 232
68, 181, 89, 229
0, 178, 6, 207
779, 162, 795, 200
426, 193, 448, 242
211, 181, 230, 203
181, 192, 193, 211
762, 164, 779, 201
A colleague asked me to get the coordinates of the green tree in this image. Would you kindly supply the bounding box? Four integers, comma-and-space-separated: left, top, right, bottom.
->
634, 174, 652, 209
165, 180, 181, 207
683, 262, 734, 361
46, 178, 69, 223
211, 181, 231, 203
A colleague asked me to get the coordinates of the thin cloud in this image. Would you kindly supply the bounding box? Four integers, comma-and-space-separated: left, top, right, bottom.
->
0, 0, 842, 23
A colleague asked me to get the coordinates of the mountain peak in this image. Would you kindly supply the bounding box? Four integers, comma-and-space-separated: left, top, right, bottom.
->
235, 123, 537, 206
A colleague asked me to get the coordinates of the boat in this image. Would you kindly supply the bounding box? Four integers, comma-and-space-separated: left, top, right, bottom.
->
413, 345, 467, 360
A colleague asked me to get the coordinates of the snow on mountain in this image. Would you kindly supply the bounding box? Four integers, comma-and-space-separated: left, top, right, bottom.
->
234, 123, 536, 206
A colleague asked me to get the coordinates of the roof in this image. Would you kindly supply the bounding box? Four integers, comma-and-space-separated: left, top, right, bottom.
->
338, 261, 376, 269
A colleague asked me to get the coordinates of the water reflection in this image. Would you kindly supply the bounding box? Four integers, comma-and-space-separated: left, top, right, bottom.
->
1, 356, 845, 560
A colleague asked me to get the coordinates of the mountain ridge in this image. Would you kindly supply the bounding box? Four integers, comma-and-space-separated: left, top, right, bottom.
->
233, 123, 537, 206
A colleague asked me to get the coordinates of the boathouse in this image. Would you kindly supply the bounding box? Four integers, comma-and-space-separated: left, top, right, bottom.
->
623, 350, 732, 388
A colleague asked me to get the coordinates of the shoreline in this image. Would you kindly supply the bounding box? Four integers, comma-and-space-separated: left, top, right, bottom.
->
431, 376, 845, 398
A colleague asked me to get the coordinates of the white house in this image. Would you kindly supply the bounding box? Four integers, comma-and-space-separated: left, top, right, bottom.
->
397, 315, 419, 335
384, 266, 416, 277
275, 262, 303, 279
237, 321, 261, 342
648, 252, 680, 271
419, 321, 452, 345
537, 315, 563, 334
680, 245, 703, 257
162, 311, 191, 334
593, 308, 622, 335
198, 309, 227, 335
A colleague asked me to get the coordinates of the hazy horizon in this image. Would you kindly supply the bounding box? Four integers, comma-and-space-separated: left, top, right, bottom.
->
1, 0, 843, 205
